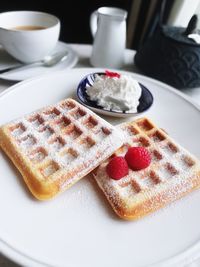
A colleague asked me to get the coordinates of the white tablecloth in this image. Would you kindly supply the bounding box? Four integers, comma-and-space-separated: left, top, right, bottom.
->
0, 44, 200, 267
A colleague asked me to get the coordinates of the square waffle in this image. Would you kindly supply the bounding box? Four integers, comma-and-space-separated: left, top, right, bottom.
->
0, 98, 124, 200
93, 117, 200, 220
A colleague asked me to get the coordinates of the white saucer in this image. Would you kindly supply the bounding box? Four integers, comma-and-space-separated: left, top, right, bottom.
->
0, 41, 78, 81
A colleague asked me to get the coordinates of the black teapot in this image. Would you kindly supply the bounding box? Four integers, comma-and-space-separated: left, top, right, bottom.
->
134, 15, 200, 89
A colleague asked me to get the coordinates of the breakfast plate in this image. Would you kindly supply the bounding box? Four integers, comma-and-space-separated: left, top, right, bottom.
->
0, 68, 200, 267
0, 41, 78, 81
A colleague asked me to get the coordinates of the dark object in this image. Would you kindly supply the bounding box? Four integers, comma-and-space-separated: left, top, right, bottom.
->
135, 13, 200, 89
184, 14, 198, 36
76, 72, 153, 115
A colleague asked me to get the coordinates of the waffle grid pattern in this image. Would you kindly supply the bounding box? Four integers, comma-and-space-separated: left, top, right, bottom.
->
10, 100, 114, 179
0, 98, 124, 199
117, 118, 195, 192
94, 118, 200, 219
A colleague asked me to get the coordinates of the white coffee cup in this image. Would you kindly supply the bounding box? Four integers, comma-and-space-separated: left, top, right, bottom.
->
0, 11, 60, 63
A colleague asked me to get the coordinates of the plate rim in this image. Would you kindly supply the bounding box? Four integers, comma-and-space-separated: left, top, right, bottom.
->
0, 68, 200, 267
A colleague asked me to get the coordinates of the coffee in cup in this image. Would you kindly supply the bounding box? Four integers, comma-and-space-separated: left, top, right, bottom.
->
10, 25, 47, 31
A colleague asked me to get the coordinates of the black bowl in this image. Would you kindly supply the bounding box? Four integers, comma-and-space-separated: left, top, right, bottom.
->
76, 72, 154, 117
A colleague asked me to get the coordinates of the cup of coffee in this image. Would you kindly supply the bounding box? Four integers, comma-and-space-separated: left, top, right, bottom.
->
0, 11, 60, 63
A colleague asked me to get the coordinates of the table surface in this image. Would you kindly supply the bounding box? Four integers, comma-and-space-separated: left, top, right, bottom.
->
0, 43, 200, 267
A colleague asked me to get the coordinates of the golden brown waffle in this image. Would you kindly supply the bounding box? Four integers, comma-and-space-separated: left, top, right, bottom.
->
0, 98, 124, 200
94, 117, 200, 220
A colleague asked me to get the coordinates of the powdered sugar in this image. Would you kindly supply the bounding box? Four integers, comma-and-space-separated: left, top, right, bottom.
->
6, 98, 125, 192
94, 118, 200, 219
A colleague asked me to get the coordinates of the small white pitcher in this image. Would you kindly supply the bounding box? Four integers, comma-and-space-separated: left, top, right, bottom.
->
90, 7, 127, 69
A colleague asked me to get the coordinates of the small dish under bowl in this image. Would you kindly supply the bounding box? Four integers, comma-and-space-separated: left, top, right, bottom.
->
76, 72, 153, 118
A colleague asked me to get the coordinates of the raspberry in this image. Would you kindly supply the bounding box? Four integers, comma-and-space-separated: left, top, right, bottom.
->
105, 70, 120, 78
106, 156, 128, 180
125, 147, 151, 171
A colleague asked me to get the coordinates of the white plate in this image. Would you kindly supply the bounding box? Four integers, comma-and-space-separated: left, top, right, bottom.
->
0, 41, 78, 81
0, 68, 200, 267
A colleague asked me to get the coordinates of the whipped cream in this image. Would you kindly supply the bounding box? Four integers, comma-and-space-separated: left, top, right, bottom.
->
86, 73, 142, 113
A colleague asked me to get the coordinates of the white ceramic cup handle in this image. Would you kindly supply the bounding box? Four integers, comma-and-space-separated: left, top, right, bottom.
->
90, 10, 98, 38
